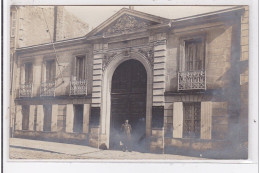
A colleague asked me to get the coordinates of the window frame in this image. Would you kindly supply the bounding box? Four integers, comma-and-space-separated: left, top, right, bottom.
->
183, 102, 201, 139
74, 55, 86, 81
45, 59, 56, 82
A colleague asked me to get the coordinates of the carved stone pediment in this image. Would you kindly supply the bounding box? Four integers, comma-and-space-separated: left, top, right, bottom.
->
98, 14, 157, 36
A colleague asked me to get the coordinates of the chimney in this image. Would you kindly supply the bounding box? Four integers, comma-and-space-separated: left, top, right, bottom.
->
54, 6, 64, 42
129, 6, 134, 10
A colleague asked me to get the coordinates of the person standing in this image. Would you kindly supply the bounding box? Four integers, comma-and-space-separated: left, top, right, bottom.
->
121, 120, 132, 152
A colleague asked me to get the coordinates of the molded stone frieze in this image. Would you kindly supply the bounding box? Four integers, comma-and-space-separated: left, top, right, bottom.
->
104, 14, 150, 36
102, 48, 154, 71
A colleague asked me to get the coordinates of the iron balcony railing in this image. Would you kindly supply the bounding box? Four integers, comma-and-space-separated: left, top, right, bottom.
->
178, 70, 206, 91
40, 81, 56, 97
19, 83, 33, 97
70, 80, 87, 95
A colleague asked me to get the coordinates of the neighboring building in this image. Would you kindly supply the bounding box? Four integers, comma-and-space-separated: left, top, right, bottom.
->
11, 6, 248, 159
9, 5, 89, 136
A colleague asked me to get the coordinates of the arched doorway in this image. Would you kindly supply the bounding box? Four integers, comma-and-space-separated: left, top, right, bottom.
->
109, 59, 147, 151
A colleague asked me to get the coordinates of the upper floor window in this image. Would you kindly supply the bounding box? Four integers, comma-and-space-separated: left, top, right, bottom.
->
184, 38, 205, 71
178, 36, 206, 91
46, 59, 56, 82
76, 56, 86, 80
183, 102, 201, 138
24, 62, 33, 84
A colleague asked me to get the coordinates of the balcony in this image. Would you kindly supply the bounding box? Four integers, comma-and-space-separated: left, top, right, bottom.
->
70, 80, 87, 95
40, 81, 56, 97
178, 70, 206, 91
19, 83, 33, 97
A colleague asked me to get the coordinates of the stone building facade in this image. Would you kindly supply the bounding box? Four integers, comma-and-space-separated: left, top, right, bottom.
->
11, 6, 248, 159
10, 6, 89, 136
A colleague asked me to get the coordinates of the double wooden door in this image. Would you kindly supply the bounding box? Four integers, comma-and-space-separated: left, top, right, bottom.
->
110, 60, 147, 149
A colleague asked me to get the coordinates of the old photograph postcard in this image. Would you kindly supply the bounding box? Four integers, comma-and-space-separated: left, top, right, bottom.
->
8, 5, 249, 160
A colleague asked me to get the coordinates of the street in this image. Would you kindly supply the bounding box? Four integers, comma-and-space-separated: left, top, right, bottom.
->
9, 138, 203, 160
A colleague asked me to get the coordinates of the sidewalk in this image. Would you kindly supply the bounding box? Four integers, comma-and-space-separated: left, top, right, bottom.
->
9, 138, 203, 160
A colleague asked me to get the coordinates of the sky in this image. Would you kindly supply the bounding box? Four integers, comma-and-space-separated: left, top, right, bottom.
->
64, 6, 235, 30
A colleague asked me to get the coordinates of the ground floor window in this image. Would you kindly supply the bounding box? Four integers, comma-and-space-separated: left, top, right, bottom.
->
183, 102, 201, 138
22, 105, 29, 130
73, 105, 83, 133
33, 106, 37, 131
57, 105, 66, 132
43, 105, 52, 131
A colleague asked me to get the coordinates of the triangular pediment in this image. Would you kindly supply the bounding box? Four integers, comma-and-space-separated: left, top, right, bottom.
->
86, 8, 170, 38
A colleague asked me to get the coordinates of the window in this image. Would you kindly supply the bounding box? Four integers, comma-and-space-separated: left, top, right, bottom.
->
11, 11, 17, 37
22, 105, 29, 130
178, 37, 206, 91
24, 62, 33, 84
46, 60, 56, 82
184, 38, 205, 71
57, 105, 66, 132
33, 107, 37, 131
183, 102, 201, 138
152, 106, 164, 128
73, 105, 83, 133
43, 105, 52, 131
76, 56, 86, 80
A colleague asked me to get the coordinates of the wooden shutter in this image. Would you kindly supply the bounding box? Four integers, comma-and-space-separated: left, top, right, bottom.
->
66, 104, 74, 133
173, 102, 183, 138
36, 105, 44, 131
15, 105, 23, 130
51, 104, 58, 132
201, 101, 212, 139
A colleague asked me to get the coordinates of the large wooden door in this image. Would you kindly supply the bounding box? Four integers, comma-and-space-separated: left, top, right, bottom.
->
110, 60, 147, 150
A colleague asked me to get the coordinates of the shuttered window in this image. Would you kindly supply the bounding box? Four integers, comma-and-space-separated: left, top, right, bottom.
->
57, 105, 66, 132
43, 105, 52, 132
183, 102, 201, 138
185, 38, 204, 71
22, 105, 29, 130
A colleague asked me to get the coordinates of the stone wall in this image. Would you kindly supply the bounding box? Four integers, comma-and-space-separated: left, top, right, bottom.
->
13, 6, 89, 48
239, 6, 249, 150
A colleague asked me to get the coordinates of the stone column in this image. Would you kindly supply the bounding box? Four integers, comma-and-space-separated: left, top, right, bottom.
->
15, 105, 22, 130
83, 104, 90, 133
152, 33, 167, 107
91, 51, 104, 108
36, 105, 44, 131
28, 105, 35, 131
51, 104, 58, 132
66, 104, 74, 133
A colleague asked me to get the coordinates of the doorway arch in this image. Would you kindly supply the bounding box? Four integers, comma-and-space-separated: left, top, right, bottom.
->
100, 52, 153, 149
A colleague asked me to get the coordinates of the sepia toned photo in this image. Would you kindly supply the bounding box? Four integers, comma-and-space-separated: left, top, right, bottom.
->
9, 5, 249, 160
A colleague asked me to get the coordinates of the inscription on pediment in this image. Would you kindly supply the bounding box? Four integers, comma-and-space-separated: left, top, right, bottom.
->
101, 14, 156, 36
